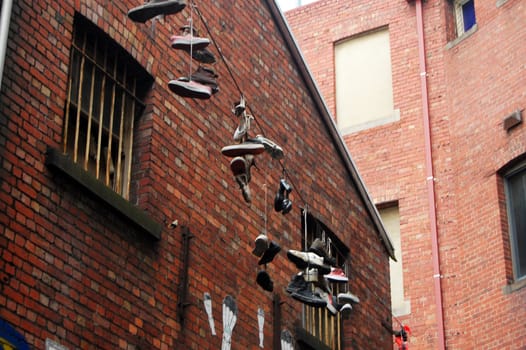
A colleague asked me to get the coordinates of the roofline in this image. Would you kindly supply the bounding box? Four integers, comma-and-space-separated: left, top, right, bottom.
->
265, 0, 396, 260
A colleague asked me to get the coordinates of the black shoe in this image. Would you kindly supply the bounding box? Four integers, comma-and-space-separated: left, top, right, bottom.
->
274, 179, 292, 214
190, 66, 219, 94
309, 238, 336, 266
128, 0, 186, 23
191, 48, 216, 64
168, 78, 212, 99
258, 241, 281, 265
286, 273, 307, 294
256, 270, 273, 292
291, 285, 326, 307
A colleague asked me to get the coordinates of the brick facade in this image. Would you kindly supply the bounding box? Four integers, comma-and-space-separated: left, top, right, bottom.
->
285, 0, 526, 349
0, 0, 394, 349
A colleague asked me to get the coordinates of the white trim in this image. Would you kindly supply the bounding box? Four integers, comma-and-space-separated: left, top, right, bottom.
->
0, 0, 14, 88
340, 109, 400, 134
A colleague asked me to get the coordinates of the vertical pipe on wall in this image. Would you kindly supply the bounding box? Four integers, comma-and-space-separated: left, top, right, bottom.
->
0, 0, 14, 88
415, 1, 446, 349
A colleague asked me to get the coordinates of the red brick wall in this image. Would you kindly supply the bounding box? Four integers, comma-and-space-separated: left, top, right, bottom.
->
286, 0, 526, 349
0, 0, 393, 349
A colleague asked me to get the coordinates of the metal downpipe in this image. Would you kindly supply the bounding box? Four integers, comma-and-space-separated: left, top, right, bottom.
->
0, 0, 14, 88
415, 0, 446, 349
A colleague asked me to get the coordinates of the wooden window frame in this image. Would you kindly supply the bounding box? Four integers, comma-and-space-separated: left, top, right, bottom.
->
299, 210, 350, 350
504, 161, 526, 281
63, 14, 152, 199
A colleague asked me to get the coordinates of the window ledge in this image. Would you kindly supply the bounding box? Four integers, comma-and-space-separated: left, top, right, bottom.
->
294, 326, 332, 350
340, 109, 400, 135
496, 0, 511, 8
445, 24, 478, 50
503, 277, 526, 294
45, 147, 162, 240
392, 300, 411, 317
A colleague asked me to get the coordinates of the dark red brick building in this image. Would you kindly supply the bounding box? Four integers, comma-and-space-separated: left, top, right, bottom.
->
285, 0, 526, 349
0, 0, 396, 349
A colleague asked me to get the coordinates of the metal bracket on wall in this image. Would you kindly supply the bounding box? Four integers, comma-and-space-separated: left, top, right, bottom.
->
177, 226, 194, 326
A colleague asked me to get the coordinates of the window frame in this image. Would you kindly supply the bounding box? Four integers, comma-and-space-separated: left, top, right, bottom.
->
454, 0, 476, 37
63, 13, 152, 199
503, 160, 526, 282
46, 13, 161, 240
298, 210, 350, 350
334, 27, 397, 134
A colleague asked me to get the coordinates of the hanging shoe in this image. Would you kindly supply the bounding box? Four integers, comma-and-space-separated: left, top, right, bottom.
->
230, 156, 251, 203
324, 267, 349, 283
315, 287, 338, 315
252, 234, 269, 257
274, 184, 285, 212
128, 0, 186, 23
337, 292, 360, 304
171, 25, 210, 51
190, 47, 216, 64
221, 142, 265, 157
190, 66, 219, 94
256, 270, 274, 292
232, 96, 246, 116
337, 303, 352, 318
230, 155, 256, 203
309, 238, 337, 266
168, 77, 212, 99
258, 240, 281, 265
246, 135, 284, 160
233, 113, 254, 142
286, 273, 308, 295
286, 250, 331, 275
290, 283, 326, 307
274, 179, 292, 214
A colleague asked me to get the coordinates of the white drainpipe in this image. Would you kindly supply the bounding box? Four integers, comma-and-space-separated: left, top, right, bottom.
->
0, 0, 14, 88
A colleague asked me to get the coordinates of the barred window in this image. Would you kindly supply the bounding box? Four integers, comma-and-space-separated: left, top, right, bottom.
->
300, 211, 350, 350
63, 14, 153, 199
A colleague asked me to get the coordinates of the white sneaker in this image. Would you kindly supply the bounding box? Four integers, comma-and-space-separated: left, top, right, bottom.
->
286, 250, 331, 274
233, 113, 253, 142
337, 292, 360, 304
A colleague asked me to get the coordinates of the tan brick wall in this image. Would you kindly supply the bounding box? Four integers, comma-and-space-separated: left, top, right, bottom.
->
286, 0, 526, 349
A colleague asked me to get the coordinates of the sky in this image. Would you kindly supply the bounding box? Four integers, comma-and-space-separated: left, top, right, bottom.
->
275, 0, 319, 12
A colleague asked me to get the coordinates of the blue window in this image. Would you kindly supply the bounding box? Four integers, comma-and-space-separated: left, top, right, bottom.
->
462, 0, 476, 32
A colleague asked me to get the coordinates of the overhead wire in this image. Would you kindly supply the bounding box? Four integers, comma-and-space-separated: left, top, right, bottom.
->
191, 2, 308, 207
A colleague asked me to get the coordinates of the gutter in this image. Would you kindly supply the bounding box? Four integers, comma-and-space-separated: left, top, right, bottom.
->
265, 0, 396, 261
414, 1, 446, 348
0, 0, 14, 88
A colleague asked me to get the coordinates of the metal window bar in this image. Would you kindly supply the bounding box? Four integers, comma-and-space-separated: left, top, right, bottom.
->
301, 220, 345, 350
64, 24, 142, 197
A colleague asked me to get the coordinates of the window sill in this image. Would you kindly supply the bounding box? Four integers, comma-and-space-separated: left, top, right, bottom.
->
496, 0, 511, 8
294, 326, 332, 350
503, 277, 526, 294
392, 300, 411, 317
340, 109, 400, 135
445, 24, 478, 50
46, 147, 162, 240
